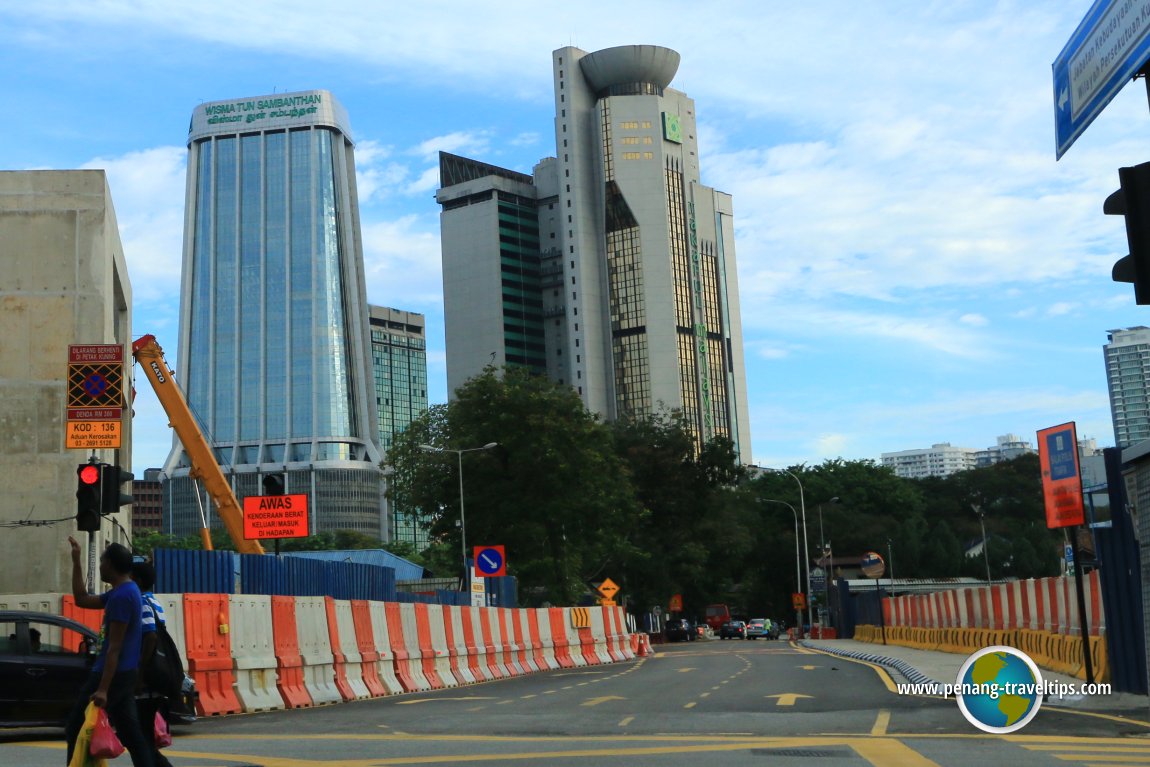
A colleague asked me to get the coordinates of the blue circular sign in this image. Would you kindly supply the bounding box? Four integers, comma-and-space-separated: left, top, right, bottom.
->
475, 547, 504, 576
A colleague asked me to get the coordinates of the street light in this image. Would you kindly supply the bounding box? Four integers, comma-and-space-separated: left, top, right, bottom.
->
758, 499, 803, 639
817, 497, 839, 628
419, 442, 499, 587
973, 503, 992, 585
765, 467, 811, 636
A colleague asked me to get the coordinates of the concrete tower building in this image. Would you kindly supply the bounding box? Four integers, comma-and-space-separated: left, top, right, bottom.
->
164, 90, 385, 538
437, 45, 751, 461
1105, 326, 1150, 448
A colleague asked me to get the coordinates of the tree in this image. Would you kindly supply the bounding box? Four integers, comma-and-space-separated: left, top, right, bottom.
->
387, 366, 641, 605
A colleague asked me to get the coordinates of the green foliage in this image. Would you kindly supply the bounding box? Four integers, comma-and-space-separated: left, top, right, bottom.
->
382, 365, 1064, 616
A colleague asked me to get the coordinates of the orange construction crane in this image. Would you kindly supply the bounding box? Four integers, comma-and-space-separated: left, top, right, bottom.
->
132, 334, 264, 555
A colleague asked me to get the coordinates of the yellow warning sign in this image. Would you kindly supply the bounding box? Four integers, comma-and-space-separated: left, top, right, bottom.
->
596, 578, 619, 599
65, 420, 122, 449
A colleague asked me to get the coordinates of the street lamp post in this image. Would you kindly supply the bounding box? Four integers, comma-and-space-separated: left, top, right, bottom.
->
419, 442, 499, 588
759, 499, 803, 640
973, 504, 992, 585
817, 497, 839, 628
767, 468, 812, 636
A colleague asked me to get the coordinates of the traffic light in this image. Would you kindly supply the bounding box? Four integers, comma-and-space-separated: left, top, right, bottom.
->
100, 464, 133, 513
76, 463, 102, 532
262, 473, 285, 495
1106, 161, 1150, 304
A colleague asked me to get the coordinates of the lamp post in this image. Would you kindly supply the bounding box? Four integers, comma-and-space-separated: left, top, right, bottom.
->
973, 503, 992, 585
767, 468, 811, 636
759, 499, 803, 639
817, 497, 839, 628
419, 442, 499, 587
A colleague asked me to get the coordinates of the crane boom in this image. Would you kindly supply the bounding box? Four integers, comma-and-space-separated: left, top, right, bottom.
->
132, 334, 264, 555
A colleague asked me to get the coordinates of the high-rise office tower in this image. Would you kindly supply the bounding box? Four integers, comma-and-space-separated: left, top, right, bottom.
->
437, 45, 751, 461
1105, 326, 1150, 448
368, 305, 429, 546
164, 90, 385, 538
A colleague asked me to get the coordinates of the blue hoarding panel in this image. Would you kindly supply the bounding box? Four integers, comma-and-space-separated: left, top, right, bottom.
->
153, 549, 237, 594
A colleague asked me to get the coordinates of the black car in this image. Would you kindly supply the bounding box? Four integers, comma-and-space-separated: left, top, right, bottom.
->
0, 610, 197, 727
663, 618, 696, 642
719, 620, 747, 639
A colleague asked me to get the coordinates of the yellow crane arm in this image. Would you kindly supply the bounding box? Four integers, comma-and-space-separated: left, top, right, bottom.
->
132, 334, 264, 555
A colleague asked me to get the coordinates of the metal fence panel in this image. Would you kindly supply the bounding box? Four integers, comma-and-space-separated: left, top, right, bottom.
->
154, 549, 237, 594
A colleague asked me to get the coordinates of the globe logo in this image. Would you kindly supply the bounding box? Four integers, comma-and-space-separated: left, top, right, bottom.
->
955, 645, 1044, 733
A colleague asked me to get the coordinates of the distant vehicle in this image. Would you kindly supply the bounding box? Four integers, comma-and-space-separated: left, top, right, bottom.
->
704, 604, 732, 631
746, 618, 769, 639
719, 620, 747, 640
664, 618, 696, 642
0, 610, 197, 728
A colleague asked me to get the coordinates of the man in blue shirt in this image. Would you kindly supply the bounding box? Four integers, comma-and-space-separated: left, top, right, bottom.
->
65, 536, 154, 767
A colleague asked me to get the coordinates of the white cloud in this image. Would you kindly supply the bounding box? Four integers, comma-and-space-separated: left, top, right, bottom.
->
411, 131, 492, 162
361, 214, 443, 307
959, 313, 989, 326
80, 147, 186, 305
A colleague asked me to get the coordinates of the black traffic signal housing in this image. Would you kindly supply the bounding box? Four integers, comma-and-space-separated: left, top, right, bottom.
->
76, 463, 102, 532
1106, 161, 1150, 304
100, 464, 134, 514
262, 472, 285, 496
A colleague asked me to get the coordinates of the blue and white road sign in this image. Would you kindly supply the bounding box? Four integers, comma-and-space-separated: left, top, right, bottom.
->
473, 545, 506, 577
1054, 0, 1150, 159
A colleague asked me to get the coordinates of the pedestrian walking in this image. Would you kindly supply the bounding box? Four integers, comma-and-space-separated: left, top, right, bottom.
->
132, 561, 173, 767
64, 536, 154, 767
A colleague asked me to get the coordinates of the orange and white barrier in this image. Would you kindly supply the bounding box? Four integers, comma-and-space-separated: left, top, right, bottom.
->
350, 600, 389, 697
367, 601, 404, 695
228, 595, 283, 712
423, 604, 459, 688
294, 596, 342, 705
5, 592, 639, 715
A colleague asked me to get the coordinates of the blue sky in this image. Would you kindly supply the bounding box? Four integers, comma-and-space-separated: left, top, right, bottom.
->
2, 1, 1146, 471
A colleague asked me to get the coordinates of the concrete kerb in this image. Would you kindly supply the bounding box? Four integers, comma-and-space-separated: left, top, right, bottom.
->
799, 640, 935, 687
801, 639, 1150, 714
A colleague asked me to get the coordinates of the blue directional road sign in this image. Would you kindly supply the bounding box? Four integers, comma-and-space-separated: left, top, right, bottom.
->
1054, 0, 1150, 159
473, 545, 506, 577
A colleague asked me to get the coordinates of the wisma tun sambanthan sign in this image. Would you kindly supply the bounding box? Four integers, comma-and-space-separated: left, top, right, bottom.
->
1054, 0, 1150, 159
188, 89, 352, 142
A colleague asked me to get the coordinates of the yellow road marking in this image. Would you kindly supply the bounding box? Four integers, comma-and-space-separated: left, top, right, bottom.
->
765, 693, 813, 706
618, 716, 634, 727
684, 701, 697, 708
871, 709, 891, 736
851, 737, 943, 766
700, 692, 711, 698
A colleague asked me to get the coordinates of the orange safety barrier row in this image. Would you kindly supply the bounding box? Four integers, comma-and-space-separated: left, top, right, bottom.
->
33, 594, 639, 715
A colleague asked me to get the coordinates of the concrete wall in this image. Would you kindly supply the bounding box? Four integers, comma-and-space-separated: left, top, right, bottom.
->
0, 170, 132, 594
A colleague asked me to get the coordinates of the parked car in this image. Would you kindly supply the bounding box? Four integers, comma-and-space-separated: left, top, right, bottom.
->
745, 618, 770, 639
0, 610, 197, 727
719, 620, 747, 639
664, 618, 696, 642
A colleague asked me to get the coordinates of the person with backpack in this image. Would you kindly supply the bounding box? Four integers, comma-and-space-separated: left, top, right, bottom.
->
132, 561, 174, 767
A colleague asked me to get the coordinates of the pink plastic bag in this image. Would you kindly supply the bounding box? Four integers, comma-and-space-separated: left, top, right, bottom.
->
89, 707, 124, 759
154, 711, 172, 749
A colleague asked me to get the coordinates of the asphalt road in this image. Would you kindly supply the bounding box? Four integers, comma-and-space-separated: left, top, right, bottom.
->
3, 638, 1149, 766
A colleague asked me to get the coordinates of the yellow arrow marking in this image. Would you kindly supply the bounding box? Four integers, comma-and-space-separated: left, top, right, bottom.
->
582, 695, 627, 707
395, 696, 497, 705
765, 693, 814, 706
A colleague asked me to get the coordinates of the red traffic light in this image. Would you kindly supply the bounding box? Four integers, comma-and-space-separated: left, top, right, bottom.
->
78, 465, 100, 485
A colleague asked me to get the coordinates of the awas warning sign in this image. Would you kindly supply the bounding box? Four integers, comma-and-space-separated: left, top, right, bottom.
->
242, 494, 309, 540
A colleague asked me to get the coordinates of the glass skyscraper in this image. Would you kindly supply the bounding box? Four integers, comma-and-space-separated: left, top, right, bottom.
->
368, 305, 429, 547
437, 46, 751, 461
1105, 326, 1150, 448
163, 89, 385, 538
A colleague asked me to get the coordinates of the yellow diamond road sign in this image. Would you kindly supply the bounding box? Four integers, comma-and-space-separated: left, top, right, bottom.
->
597, 578, 619, 599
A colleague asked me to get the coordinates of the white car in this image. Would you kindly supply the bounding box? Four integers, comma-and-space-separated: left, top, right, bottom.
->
746, 618, 771, 639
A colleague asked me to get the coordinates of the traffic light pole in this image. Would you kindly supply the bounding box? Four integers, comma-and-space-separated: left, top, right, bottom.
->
86, 531, 97, 593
